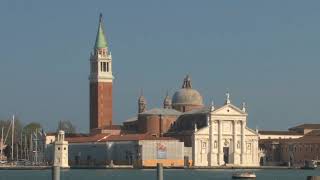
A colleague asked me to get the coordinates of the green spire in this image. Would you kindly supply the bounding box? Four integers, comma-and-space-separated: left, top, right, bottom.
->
94, 13, 108, 49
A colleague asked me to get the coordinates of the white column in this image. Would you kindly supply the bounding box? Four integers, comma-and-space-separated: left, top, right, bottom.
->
192, 136, 197, 166
208, 116, 213, 166
218, 120, 223, 165
241, 121, 245, 164
233, 121, 237, 164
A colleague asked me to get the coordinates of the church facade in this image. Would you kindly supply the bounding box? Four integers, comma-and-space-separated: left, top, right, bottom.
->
192, 98, 259, 167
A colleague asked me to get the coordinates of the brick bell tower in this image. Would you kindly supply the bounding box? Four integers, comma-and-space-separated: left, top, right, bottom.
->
89, 14, 113, 132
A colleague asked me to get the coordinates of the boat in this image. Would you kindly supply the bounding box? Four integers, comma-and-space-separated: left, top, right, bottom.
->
301, 160, 317, 169
232, 172, 256, 179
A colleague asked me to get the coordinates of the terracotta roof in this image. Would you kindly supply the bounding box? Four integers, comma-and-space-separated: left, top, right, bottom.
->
139, 108, 181, 116
289, 124, 320, 130
259, 130, 303, 135
305, 129, 320, 136
259, 130, 320, 144
66, 133, 108, 143
66, 133, 178, 143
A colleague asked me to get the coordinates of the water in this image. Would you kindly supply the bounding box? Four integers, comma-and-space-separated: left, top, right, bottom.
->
0, 169, 319, 180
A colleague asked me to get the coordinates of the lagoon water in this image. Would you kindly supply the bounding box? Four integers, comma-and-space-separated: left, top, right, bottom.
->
0, 169, 319, 180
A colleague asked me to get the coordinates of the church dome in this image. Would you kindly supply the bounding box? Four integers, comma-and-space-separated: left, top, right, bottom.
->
172, 75, 203, 106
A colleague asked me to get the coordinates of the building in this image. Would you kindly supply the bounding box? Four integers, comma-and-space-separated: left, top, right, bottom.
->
53, 130, 69, 168
45, 14, 261, 168
46, 133, 187, 168
191, 99, 259, 167
89, 14, 114, 133
122, 75, 204, 136
123, 76, 259, 167
259, 124, 320, 166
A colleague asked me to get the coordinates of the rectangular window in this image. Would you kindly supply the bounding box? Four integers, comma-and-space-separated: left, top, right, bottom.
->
100, 62, 103, 72
101, 62, 107, 72
103, 62, 107, 72
107, 62, 109, 72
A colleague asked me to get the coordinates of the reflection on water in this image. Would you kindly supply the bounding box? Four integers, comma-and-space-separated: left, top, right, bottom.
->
0, 169, 319, 180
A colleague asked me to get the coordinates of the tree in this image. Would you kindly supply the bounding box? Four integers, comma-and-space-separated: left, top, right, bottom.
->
57, 120, 76, 134
23, 122, 42, 138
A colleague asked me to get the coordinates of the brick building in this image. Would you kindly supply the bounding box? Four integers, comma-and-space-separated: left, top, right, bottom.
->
259, 124, 320, 166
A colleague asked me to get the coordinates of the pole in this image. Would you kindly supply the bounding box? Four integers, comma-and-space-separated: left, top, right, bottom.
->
24, 135, 27, 160
16, 144, 18, 161
0, 127, 3, 160
11, 115, 15, 161
30, 134, 33, 162
20, 132, 22, 159
157, 163, 163, 180
35, 129, 38, 165
52, 166, 60, 180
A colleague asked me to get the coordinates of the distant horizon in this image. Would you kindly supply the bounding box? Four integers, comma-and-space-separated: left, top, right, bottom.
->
1, 1, 320, 133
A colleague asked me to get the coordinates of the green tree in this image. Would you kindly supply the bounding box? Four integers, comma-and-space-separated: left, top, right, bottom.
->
57, 120, 76, 134
23, 122, 42, 138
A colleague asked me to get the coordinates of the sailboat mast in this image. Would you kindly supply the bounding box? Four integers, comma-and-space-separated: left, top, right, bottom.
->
11, 115, 15, 161
16, 144, 18, 161
24, 135, 27, 160
0, 127, 3, 160
35, 129, 38, 165
20, 132, 22, 159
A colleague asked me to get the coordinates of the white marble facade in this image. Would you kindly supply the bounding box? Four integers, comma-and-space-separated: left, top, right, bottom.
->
192, 95, 259, 167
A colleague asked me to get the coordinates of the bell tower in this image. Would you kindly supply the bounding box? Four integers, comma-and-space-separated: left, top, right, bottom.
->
89, 13, 114, 132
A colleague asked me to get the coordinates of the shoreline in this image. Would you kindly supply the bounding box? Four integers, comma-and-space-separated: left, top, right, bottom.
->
0, 165, 306, 170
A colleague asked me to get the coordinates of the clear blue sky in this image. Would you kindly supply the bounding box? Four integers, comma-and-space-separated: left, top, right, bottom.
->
1, 0, 320, 133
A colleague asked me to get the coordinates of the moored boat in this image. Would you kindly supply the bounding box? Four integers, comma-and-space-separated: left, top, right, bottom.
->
232, 172, 256, 179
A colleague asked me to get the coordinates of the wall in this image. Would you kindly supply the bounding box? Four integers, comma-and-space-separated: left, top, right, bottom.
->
139, 140, 185, 167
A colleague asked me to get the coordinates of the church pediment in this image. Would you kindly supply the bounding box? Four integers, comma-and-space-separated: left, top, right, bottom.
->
212, 104, 247, 116
245, 127, 259, 136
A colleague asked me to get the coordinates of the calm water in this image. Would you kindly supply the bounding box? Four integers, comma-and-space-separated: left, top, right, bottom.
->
0, 169, 319, 180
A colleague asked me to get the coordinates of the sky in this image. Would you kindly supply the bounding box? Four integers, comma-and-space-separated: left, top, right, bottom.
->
1, 0, 320, 133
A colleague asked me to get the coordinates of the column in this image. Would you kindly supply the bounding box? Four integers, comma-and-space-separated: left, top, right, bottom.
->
233, 121, 237, 164
241, 120, 245, 164
208, 116, 213, 166
192, 136, 197, 166
218, 120, 223, 165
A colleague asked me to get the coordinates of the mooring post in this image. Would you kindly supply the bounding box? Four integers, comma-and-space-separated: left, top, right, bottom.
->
157, 163, 163, 180
52, 166, 60, 180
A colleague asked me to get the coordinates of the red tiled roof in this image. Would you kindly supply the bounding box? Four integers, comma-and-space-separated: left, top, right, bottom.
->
259, 130, 303, 135
66, 133, 177, 143
259, 130, 320, 144
289, 124, 320, 130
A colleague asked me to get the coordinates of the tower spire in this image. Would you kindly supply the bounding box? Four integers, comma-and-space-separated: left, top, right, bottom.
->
95, 13, 108, 49
138, 89, 147, 113
163, 91, 172, 109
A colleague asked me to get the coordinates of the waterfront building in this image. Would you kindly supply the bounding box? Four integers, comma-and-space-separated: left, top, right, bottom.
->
123, 76, 259, 167
166, 93, 260, 167
191, 97, 259, 167
259, 124, 320, 166
46, 133, 187, 168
